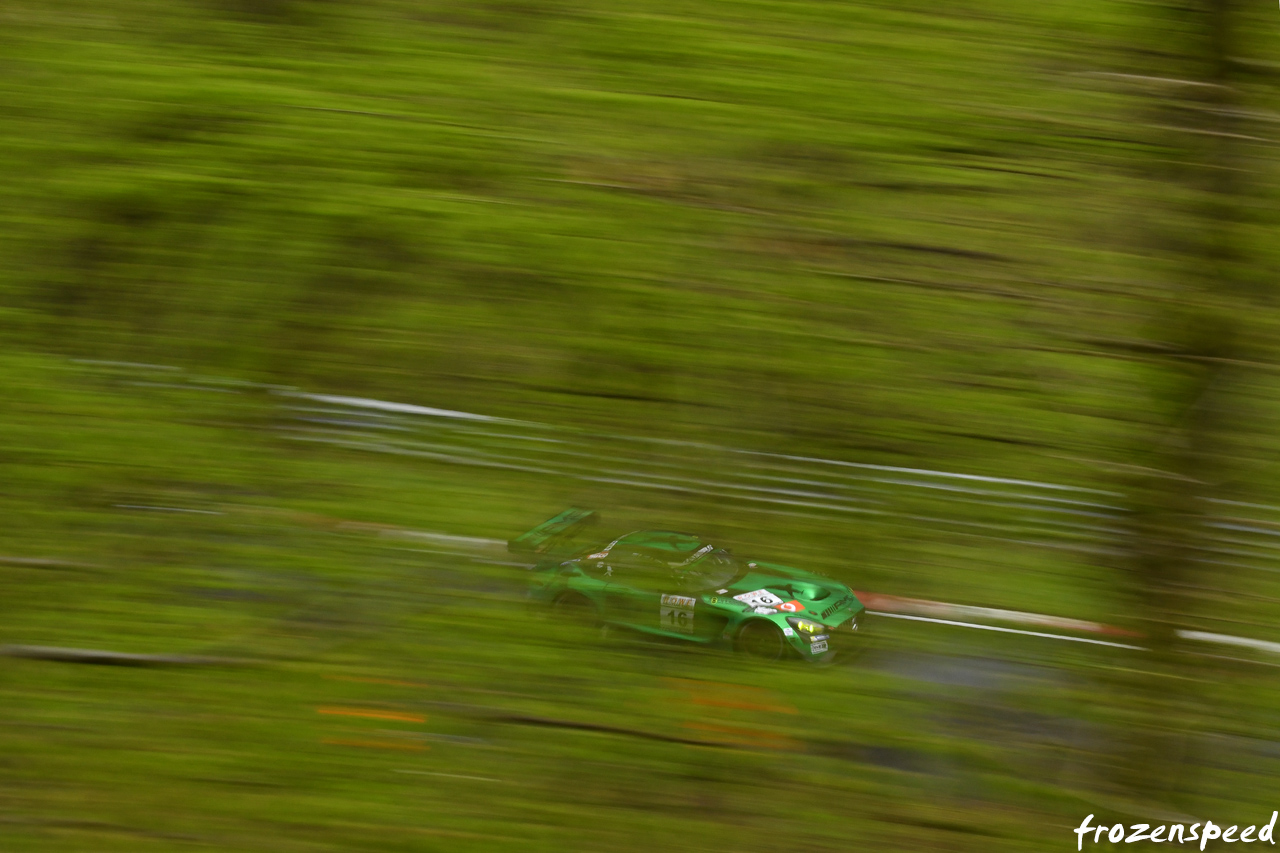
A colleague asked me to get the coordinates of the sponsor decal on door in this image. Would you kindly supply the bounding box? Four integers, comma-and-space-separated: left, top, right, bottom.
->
660, 593, 696, 634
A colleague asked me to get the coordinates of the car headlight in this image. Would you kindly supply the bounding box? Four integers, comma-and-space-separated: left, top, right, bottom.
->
786, 617, 824, 635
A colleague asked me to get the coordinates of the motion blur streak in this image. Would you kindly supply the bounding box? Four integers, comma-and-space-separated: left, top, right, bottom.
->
3, 0, 1280, 851
317, 708, 427, 723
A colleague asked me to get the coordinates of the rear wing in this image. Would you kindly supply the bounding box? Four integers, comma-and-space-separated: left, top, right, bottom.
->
508, 507, 599, 558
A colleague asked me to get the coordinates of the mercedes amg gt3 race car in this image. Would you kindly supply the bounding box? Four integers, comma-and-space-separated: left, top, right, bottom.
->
510, 508, 865, 662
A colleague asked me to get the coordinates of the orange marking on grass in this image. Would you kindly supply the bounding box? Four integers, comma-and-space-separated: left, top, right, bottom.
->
321, 738, 428, 751
688, 695, 798, 714
661, 677, 798, 714
682, 721, 797, 749
317, 707, 425, 722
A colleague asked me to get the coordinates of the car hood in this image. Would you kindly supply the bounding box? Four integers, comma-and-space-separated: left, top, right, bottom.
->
719, 561, 862, 621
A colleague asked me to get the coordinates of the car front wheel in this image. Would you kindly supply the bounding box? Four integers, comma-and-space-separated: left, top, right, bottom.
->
735, 620, 788, 661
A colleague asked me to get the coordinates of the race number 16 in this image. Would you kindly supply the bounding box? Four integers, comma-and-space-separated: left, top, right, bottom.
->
661, 606, 694, 633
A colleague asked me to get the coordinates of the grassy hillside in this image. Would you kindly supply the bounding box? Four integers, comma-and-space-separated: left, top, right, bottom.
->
0, 0, 1168, 456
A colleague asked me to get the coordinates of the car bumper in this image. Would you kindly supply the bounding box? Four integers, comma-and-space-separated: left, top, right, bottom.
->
794, 610, 863, 662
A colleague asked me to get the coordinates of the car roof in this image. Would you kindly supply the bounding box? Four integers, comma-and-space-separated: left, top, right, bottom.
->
615, 530, 711, 558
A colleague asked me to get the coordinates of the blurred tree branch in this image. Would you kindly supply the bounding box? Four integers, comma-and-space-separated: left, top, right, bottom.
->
1117, 0, 1262, 805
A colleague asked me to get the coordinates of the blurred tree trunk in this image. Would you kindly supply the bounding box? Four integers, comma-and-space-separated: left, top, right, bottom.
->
1117, 0, 1257, 803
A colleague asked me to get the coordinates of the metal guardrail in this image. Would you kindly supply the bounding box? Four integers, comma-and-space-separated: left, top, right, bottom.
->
275, 392, 1280, 578
277, 391, 1120, 537
274, 392, 1183, 560
74, 361, 1280, 576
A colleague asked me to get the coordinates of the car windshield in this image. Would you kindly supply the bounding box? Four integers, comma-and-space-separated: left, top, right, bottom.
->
672, 550, 741, 592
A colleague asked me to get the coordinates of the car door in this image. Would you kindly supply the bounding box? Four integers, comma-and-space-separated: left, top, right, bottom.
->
603, 549, 719, 640
568, 557, 613, 610
600, 549, 672, 635
654, 588, 700, 638
665, 551, 739, 642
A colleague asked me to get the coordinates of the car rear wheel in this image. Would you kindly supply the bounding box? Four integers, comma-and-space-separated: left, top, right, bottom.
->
736, 620, 788, 661
551, 592, 598, 625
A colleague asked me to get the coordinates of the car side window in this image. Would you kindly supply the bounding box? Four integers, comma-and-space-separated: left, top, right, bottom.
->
579, 559, 612, 580
674, 551, 740, 592
608, 549, 669, 591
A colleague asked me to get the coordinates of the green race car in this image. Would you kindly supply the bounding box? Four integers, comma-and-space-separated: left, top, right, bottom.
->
511, 508, 865, 662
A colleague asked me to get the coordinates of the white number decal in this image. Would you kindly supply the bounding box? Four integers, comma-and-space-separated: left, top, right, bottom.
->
733, 589, 783, 608
660, 605, 695, 633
